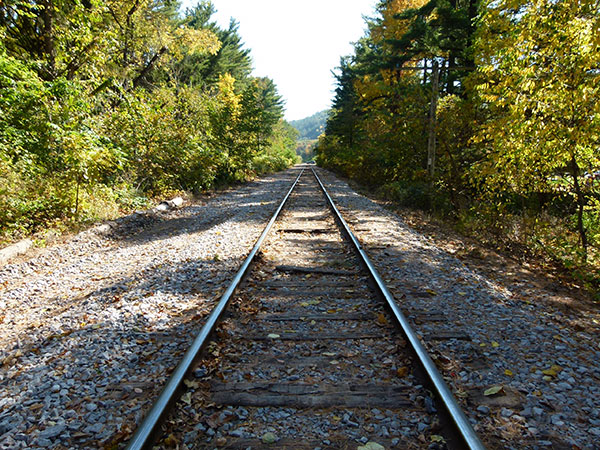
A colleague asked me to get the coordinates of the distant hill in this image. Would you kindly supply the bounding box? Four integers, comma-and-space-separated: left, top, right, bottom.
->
290, 110, 329, 140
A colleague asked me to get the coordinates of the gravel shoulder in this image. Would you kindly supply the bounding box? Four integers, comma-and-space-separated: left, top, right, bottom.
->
316, 167, 600, 449
0, 169, 298, 449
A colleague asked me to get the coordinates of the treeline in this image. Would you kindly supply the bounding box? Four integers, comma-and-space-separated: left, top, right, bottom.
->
290, 110, 329, 140
0, 0, 299, 242
290, 110, 328, 162
317, 0, 600, 288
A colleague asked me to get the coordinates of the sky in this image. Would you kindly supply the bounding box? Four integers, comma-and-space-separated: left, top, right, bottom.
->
179, 0, 379, 121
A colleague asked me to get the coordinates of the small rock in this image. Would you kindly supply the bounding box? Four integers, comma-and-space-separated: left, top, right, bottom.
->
168, 197, 184, 208
229, 428, 245, 438
39, 423, 66, 439
194, 367, 207, 378
424, 397, 437, 414
500, 408, 513, 418
551, 415, 564, 426
35, 438, 53, 447
262, 432, 277, 444
85, 403, 98, 412
477, 405, 490, 415
358, 443, 385, 450
14, 433, 28, 442
184, 431, 198, 444
84, 423, 104, 434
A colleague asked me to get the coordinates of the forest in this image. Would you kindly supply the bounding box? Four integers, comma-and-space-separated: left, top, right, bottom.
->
317, 0, 600, 292
0, 0, 299, 244
290, 110, 328, 162
290, 110, 329, 141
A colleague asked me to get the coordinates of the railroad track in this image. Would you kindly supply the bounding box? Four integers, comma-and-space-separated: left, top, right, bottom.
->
126, 166, 484, 449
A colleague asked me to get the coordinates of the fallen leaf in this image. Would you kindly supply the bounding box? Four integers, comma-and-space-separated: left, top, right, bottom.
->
184, 379, 200, 389
397, 367, 409, 377
492, 341, 500, 348
376, 313, 388, 325
542, 365, 562, 377
180, 392, 192, 405
484, 385, 504, 396
430, 435, 446, 443
300, 300, 320, 307
164, 433, 179, 446
504, 369, 513, 376
267, 334, 280, 339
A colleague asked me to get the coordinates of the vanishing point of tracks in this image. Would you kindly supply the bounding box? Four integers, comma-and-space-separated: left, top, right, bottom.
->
127, 166, 484, 449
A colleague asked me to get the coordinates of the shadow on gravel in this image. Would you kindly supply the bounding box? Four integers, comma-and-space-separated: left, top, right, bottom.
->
108, 172, 298, 247
0, 251, 252, 449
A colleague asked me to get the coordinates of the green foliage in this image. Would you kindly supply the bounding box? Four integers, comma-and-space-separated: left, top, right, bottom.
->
252, 120, 301, 174
471, 0, 600, 260
318, 0, 600, 291
377, 181, 433, 210
295, 140, 317, 162
0, 1, 296, 243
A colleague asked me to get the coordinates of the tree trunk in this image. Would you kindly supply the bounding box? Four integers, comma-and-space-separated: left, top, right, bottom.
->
132, 46, 168, 88
570, 154, 588, 260
427, 61, 440, 180
41, 0, 56, 79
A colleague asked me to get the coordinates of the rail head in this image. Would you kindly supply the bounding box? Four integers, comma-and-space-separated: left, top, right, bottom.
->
310, 167, 486, 450
126, 168, 305, 450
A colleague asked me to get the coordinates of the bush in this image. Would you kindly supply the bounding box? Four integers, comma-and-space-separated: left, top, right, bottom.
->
376, 180, 457, 215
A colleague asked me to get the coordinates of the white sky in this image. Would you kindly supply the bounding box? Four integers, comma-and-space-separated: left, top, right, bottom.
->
180, 0, 379, 121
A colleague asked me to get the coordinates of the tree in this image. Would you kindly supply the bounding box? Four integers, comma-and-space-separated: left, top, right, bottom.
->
0, 0, 108, 81
175, 2, 252, 87
471, 0, 600, 259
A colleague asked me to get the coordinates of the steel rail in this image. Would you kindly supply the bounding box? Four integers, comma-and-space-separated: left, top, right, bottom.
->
126, 168, 305, 450
311, 168, 486, 450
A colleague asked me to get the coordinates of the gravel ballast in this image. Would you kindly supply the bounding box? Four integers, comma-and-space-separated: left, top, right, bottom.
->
0, 170, 298, 449
1, 166, 598, 449
316, 168, 600, 449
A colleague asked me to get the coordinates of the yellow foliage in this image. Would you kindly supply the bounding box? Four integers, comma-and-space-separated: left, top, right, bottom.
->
174, 27, 221, 56
216, 73, 241, 120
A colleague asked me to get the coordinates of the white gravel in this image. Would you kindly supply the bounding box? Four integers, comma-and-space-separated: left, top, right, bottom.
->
316, 167, 600, 449
0, 170, 298, 449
